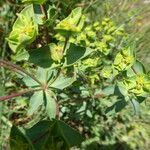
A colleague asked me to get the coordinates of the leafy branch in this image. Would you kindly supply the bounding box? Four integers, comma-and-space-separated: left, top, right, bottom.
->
0, 59, 42, 86
0, 88, 42, 101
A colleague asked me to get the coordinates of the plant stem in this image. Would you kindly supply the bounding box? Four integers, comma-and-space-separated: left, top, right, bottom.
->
47, 36, 69, 86
0, 88, 42, 101
131, 66, 137, 74
1, 22, 8, 84
40, 4, 48, 20
0, 59, 42, 86
83, 0, 98, 13
0, 63, 24, 76
40, 4, 50, 43
63, 36, 69, 54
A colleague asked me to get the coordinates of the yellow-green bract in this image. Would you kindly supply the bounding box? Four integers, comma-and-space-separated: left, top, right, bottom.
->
119, 74, 150, 97
50, 42, 64, 62
7, 5, 38, 53
55, 7, 85, 37
101, 66, 113, 78
113, 48, 135, 71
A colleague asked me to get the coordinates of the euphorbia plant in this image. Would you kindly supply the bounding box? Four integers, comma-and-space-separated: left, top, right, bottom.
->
0, 0, 149, 149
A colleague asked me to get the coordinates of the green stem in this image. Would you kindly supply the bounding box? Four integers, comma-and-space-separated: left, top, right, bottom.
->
131, 66, 137, 74
83, 0, 98, 13
40, 4, 48, 20
47, 36, 70, 86
63, 36, 69, 54
1, 22, 8, 84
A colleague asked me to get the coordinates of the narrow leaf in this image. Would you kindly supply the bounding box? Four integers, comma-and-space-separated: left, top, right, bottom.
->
50, 73, 76, 90
44, 91, 57, 119
28, 91, 43, 115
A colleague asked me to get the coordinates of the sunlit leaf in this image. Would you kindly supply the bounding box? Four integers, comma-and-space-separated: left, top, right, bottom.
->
44, 90, 57, 119
28, 91, 44, 115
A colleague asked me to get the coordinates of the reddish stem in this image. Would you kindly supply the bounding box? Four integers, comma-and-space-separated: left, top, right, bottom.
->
0, 59, 42, 85
0, 88, 42, 101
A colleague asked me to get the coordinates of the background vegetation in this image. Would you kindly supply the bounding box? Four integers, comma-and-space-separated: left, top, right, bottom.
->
0, 0, 150, 149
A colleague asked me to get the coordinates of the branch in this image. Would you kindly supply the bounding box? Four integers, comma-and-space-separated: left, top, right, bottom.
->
40, 4, 48, 20
40, 4, 50, 43
0, 59, 42, 86
0, 88, 42, 101
131, 66, 137, 74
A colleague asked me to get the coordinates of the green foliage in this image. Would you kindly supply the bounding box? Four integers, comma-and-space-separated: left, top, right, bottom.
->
113, 47, 135, 72
0, 0, 149, 149
10, 120, 83, 149
55, 7, 84, 37
7, 5, 38, 53
22, 0, 46, 4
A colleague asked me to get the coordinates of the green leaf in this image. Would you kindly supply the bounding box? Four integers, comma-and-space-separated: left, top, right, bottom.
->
55, 120, 84, 147
22, 0, 46, 4
130, 99, 140, 115
137, 96, 146, 103
28, 45, 54, 68
10, 125, 33, 150
28, 91, 44, 115
115, 83, 128, 96
10, 120, 83, 149
23, 75, 40, 87
49, 73, 76, 90
11, 49, 29, 61
22, 66, 57, 90
86, 110, 93, 118
105, 99, 127, 114
44, 90, 57, 119
127, 60, 146, 77
26, 120, 53, 150
64, 43, 94, 66
102, 85, 115, 96
76, 101, 87, 113
22, 67, 54, 87
36, 67, 53, 84
26, 119, 83, 149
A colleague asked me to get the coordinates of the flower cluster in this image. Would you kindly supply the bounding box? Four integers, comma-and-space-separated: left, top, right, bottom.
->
120, 74, 150, 96
8, 5, 38, 52
55, 7, 85, 37
50, 42, 64, 62
114, 48, 135, 71
55, 18, 125, 56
